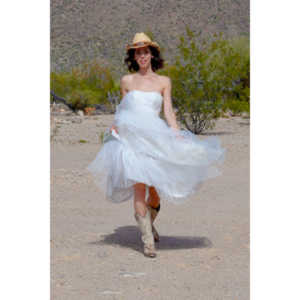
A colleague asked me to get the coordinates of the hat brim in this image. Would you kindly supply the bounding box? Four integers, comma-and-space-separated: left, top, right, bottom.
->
126, 41, 160, 52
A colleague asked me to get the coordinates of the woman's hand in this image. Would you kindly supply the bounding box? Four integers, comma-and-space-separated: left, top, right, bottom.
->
110, 124, 119, 134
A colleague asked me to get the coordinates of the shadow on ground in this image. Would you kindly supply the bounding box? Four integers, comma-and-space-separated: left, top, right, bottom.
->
89, 226, 213, 252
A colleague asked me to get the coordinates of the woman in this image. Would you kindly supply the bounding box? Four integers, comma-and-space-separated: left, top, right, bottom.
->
87, 32, 225, 258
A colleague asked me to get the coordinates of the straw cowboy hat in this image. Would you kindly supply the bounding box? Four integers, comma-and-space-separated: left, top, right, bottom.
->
126, 32, 160, 52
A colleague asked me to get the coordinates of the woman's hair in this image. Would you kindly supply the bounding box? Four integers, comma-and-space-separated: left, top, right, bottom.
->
124, 46, 164, 72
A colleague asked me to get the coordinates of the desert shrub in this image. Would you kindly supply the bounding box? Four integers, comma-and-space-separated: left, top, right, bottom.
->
50, 60, 118, 111
159, 27, 250, 133
65, 89, 98, 111
223, 36, 250, 115
223, 98, 250, 115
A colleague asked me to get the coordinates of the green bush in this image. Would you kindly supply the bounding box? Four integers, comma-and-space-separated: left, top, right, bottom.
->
159, 27, 250, 133
50, 59, 118, 111
224, 35, 250, 115
50, 29, 249, 120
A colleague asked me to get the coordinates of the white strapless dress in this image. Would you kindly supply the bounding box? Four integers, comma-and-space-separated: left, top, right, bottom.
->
87, 90, 225, 204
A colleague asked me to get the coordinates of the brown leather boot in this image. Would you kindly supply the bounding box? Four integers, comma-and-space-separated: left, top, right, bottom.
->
148, 204, 160, 242
134, 208, 156, 258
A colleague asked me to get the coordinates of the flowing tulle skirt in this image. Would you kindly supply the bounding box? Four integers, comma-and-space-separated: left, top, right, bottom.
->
87, 110, 225, 205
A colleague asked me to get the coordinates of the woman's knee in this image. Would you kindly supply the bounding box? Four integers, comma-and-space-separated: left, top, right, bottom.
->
134, 183, 146, 199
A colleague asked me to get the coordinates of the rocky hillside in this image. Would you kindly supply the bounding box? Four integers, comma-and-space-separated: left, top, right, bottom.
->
51, 0, 249, 73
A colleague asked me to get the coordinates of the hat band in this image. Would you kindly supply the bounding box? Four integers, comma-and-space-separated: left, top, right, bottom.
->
133, 41, 149, 47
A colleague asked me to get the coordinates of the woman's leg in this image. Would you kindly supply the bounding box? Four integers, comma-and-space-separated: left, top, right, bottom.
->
133, 183, 148, 217
147, 186, 160, 208
146, 186, 161, 242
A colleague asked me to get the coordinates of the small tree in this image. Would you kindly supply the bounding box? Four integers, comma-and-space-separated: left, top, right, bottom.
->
160, 26, 249, 133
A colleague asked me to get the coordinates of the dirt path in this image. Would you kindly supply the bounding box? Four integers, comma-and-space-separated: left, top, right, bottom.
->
51, 114, 249, 300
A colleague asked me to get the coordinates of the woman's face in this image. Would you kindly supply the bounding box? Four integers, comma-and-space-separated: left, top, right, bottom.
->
134, 46, 152, 69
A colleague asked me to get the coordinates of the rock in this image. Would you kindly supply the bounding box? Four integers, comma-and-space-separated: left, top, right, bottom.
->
101, 291, 121, 295
56, 119, 71, 124
119, 271, 146, 278
71, 118, 83, 124
241, 112, 250, 118
93, 104, 115, 114
77, 110, 84, 117
50, 103, 74, 116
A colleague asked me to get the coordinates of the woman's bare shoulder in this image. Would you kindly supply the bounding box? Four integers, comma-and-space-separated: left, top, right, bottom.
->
121, 74, 134, 85
158, 74, 171, 85
120, 74, 135, 96
158, 75, 171, 91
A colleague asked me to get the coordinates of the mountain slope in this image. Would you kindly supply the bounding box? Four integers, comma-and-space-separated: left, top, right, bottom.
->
51, 0, 249, 73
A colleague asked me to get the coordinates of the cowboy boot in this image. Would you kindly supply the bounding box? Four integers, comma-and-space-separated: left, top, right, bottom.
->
134, 208, 156, 258
148, 204, 160, 242
147, 186, 161, 242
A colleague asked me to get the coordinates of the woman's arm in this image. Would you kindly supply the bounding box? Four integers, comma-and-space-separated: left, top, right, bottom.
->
110, 75, 129, 133
162, 76, 180, 131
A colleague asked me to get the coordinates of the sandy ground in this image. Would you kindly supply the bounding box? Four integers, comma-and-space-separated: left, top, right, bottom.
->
51, 113, 249, 300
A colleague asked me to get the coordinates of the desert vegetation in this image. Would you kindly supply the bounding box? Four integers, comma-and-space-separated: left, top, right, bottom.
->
51, 27, 249, 133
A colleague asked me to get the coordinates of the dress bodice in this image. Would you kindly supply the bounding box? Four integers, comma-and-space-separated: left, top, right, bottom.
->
116, 90, 163, 116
